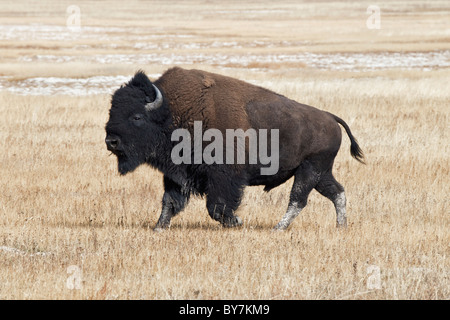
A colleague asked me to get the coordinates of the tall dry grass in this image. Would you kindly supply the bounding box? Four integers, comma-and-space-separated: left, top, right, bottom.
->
0, 72, 448, 299
0, 0, 449, 299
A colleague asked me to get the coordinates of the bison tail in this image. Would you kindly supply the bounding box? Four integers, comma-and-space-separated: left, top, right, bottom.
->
331, 114, 366, 164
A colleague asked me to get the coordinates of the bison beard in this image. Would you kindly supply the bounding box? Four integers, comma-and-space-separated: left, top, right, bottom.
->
105, 67, 364, 231
117, 152, 140, 175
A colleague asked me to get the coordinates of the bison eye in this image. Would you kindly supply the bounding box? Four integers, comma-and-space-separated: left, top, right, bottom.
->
130, 113, 145, 126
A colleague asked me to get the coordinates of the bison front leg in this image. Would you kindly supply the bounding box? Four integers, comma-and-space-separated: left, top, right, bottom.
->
206, 200, 243, 228
206, 175, 244, 228
154, 177, 189, 231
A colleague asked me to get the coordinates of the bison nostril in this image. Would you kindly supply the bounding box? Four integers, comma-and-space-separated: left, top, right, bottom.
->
105, 136, 120, 150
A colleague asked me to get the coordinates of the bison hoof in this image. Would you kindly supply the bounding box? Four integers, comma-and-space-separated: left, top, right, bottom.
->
336, 221, 348, 229
222, 216, 243, 228
153, 226, 167, 233
272, 225, 287, 232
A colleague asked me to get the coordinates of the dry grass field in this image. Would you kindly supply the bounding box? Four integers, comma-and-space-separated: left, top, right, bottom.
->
0, 1, 449, 300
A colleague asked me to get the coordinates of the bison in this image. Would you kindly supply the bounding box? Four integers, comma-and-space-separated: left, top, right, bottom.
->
105, 67, 364, 231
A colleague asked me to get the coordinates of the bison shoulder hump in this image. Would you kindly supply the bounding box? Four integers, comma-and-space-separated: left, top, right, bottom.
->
202, 75, 215, 88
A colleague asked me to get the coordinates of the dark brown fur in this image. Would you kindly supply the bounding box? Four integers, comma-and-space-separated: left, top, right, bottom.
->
105, 67, 364, 230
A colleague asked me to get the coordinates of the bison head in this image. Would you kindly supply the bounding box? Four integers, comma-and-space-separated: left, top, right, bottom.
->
105, 71, 169, 175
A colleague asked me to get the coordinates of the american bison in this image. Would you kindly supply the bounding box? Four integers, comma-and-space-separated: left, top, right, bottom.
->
105, 67, 364, 231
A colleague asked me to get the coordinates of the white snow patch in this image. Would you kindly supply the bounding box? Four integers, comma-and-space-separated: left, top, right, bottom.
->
0, 246, 53, 257
19, 50, 450, 71
0, 75, 140, 96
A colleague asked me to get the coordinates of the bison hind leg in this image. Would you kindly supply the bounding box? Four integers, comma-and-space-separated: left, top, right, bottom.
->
273, 160, 320, 231
314, 172, 347, 228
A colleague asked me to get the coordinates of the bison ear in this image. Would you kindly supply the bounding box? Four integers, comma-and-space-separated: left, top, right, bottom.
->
127, 70, 153, 94
127, 70, 163, 111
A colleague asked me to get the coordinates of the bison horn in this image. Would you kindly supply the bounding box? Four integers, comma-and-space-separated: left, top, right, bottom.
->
145, 84, 163, 111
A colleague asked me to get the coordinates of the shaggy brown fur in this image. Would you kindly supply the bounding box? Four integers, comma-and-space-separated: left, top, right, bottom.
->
155, 67, 256, 132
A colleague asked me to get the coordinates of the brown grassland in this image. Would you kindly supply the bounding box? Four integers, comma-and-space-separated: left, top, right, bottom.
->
0, 1, 449, 299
